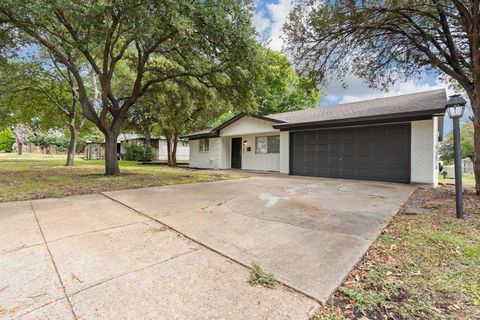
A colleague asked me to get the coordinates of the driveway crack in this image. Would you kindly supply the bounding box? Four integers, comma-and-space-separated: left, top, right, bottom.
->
100, 192, 323, 304
69, 248, 198, 297
12, 297, 67, 320
0, 242, 43, 257
29, 201, 78, 320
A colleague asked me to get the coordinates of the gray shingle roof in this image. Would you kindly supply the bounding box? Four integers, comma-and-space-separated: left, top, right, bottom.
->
182, 89, 446, 138
266, 89, 446, 126
182, 128, 216, 138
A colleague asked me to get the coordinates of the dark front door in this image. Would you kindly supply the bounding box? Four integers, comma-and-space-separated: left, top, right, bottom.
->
290, 124, 411, 183
231, 137, 242, 169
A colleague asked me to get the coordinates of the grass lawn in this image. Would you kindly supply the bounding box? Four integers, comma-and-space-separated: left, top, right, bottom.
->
0, 153, 244, 202
439, 174, 476, 187
316, 187, 480, 319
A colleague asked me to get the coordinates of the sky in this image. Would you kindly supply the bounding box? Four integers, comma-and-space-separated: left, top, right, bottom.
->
253, 0, 472, 133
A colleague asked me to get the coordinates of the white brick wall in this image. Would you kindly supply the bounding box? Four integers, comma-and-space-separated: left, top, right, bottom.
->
241, 134, 280, 171
158, 139, 189, 161
189, 138, 221, 169
411, 118, 438, 186
279, 131, 289, 174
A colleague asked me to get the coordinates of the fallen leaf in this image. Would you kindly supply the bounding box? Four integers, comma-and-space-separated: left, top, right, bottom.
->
9, 306, 20, 314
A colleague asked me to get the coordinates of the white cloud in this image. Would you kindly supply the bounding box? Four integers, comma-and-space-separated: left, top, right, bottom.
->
265, 0, 292, 51
322, 74, 453, 105
254, 0, 292, 51
253, 11, 270, 34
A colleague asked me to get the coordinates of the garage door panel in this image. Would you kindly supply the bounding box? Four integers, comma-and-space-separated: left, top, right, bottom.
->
342, 142, 355, 155
315, 167, 328, 176
330, 131, 343, 140
330, 142, 342, 153
372, 170, 388, 180
328, 167, 341, 176
357, 168, 372, 179
341, 168, 355, 178
291, 124, 411, 183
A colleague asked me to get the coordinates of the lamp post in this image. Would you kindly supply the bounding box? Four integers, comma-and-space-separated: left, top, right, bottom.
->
445, 94, 467, 219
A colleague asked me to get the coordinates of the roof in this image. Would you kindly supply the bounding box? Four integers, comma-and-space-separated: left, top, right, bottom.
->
182, 89, 447, 139
87, 134, 189, 144
117, 133, 148, 142
269, 89, 446, 129
181, 113, 285, 139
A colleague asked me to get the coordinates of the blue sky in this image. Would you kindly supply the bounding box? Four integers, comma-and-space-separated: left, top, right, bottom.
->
253, 0, 473, 133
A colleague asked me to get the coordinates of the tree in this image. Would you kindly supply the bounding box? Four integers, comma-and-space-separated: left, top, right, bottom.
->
0, 59, 85, 165
0, 0, 259, 175
28, 128, 70, 154
13, 124, 28, 155
0, 127, 14, 152
124, 103, 155, 147
440, 121, 475, 165
255, 48, 320, 115
140, 78, 230, 167
285, 1, 480, 194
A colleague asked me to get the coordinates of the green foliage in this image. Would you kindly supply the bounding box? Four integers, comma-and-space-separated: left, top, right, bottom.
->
439, 122, 474, 165
28, 129, 69, 151
76, 127, 103, 153
0, 60, 70, 129
146, 78, 232, 137
124, 143, 153, 162
0, 128, 15, 152
255, 48, 321, 115
0, 0, 260, 127
284, 2, 474, 93
341, 287, 384, 313
1, 0, 261, 174
248, 262, 277, 288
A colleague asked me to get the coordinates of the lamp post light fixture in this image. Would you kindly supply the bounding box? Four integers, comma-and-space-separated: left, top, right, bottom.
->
445, 94, 467, 219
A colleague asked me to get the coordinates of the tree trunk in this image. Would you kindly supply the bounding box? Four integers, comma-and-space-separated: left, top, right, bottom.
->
473, 124, 480, 195
65, 124, 77, 166
13, 125, 24, 155
104, 134, 120, 175
171, 134, 178, 167
471, 93, 480, 195
164, 131, 172, 166
145, 127, 151, 147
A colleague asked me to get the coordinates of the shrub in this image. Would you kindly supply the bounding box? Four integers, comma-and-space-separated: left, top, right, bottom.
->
0, 128, 15, 152
28, 129, 69, 151
124, 142, 153, 162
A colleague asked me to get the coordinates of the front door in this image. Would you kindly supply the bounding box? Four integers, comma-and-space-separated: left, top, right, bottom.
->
231, 137, 242, 169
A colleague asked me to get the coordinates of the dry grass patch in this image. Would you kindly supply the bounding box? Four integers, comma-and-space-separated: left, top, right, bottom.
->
315, 186, 480, 320
0, 155, 244, 202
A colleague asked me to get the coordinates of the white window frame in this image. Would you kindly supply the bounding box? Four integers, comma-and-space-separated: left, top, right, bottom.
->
198, 138, 209, 153
255, 135, 280, 154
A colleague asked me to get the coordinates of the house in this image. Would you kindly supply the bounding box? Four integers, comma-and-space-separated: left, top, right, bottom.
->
84, 134, 189, 162
182, 89, 447, 186
84, 141, 105, 160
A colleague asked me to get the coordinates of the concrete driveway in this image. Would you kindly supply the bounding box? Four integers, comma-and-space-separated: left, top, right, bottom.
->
0, 175, 414, 319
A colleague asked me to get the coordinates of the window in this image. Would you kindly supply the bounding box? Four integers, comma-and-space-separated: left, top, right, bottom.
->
199, 138, 209, 152
255, 135, 280, 154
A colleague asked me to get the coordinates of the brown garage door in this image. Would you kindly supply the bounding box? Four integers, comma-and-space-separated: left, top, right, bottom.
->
290, 124, 411, 183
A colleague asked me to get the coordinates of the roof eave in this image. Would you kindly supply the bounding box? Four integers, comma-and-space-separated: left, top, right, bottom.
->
179, 131, 219, 140
181, 113, 286, 140
272, 108, 446, 130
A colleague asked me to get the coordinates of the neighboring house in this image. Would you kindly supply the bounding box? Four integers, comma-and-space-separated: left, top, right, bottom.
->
182, 89, 447, 186
84, 141, 105, 160
157, 138, 189, 162
85, 134, 189, 161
